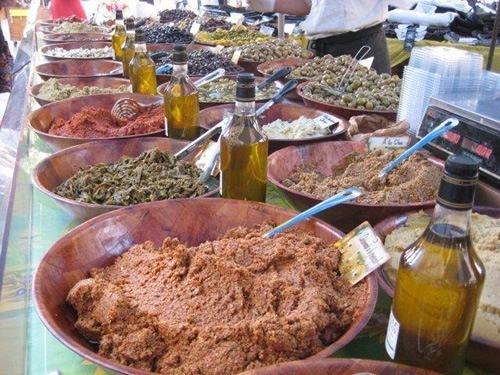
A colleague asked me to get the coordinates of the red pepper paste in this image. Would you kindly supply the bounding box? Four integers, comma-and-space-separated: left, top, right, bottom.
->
48, 105, 164, 138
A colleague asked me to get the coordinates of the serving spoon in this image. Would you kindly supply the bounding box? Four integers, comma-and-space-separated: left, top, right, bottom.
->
378, 117, 460, 178
111, 68, 226, 121
263, 187, 362, 238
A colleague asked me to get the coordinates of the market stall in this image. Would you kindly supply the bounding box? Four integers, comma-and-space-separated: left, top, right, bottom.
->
0, 2, 499, 375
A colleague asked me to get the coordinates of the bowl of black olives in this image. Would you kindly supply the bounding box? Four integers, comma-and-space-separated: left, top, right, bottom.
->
148, 44, 243, 84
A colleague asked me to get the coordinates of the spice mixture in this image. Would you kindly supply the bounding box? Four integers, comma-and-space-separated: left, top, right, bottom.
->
53, 148, 208, 205
67, 224, 368, 374
48, 105, 163, 138
281, 150, 441, 204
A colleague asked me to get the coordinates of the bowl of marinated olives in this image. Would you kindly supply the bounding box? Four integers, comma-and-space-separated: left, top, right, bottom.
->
221, 40, 314, 76
158, 76, 283, 109
297, 80, 398, 121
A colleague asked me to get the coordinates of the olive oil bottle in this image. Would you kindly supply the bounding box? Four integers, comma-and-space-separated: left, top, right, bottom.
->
111, 9, 126, 61
385, 154, 485, 375
121, 18, 135, 79
129, 29, 157, 95
163, 44, 200, 140
220, 73, 268, 202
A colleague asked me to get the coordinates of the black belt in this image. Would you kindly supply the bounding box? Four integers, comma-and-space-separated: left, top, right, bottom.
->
314, 22, 384, 46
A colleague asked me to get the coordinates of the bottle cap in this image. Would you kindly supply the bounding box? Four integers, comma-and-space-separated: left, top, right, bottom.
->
438, 154, 479, 210
134, 29, 146, 43
173, 44, 187, 64
116, 9, 123, 20
444, 154, 479, 180
236, 72, 255, 102
125, 18, 135, 30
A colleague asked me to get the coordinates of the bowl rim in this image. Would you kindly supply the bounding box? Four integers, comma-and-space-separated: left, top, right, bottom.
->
32, 197, 377, 375
39, 32, 112, 43
29, 77, 132, 104
39, 41, 114, 60
35, 59, 124, 79
267, 140, 441, 208
296, 81, 398, 117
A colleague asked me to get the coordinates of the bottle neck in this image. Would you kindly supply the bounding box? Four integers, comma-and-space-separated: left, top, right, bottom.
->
234, 99, 255, 117
116, 19, 124, 27
429, 203, 471, 235
429, 172, 477, 236
134, 42, 147, 53
172, 63, 188, 77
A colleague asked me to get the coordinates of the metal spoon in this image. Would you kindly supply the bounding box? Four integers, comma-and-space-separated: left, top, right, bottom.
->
378, 117, 460, 178
263, 187, 363, 238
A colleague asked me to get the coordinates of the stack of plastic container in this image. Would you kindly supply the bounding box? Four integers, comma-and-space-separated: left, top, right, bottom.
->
397, 46, 484, 135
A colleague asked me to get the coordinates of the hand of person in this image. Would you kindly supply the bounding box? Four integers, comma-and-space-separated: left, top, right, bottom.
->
246, 0, 276, 13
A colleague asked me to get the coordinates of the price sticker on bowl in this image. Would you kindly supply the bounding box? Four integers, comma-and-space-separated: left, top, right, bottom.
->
315, 114, 342, 130
259, 25, 275, 36
231, 48, 242, 65
190, 22, 201, 36
336, 221, 391, 285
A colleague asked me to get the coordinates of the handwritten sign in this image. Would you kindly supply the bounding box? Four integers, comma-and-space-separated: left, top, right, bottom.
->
368, 136, 411, 152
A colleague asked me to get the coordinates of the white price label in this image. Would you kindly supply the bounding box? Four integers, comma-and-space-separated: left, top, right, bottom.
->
213, 45, 225, 53
336, 221, 391, 285
314, 114, 341, 129
190, 22, 201, 35
385, 309, 400, 359
231, 49, 242, 65
284, 23, 296, 35
259, 25, 275, 36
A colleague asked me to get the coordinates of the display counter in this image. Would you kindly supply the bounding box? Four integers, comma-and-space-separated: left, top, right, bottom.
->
0, 7, 497, 375
387, 37, 500, 73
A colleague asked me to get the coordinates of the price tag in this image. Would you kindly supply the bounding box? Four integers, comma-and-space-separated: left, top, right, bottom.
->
229, 13, 245, 25
336, 221, 391, 285
360, 56, 374, 69
213, 45, 225, 53
284, 23, 296, 35
231, 49, 242, 65
259, 25, 275, 36
314, 114, 341, 129
190, 22, 201, 35
367, 136, 411, 152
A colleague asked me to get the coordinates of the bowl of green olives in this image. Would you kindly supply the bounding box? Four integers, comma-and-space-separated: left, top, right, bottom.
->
296, 80, 398, 121
221, 40, 315, 76
158, 76, 283, 110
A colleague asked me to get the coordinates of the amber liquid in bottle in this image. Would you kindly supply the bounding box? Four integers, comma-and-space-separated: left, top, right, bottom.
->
121, 19, 135, 79
385, 155, 485, 375
164, 45, 200, 140
112, 10, 126, 61
220, 73, 268, 202
129, 30, 157, 95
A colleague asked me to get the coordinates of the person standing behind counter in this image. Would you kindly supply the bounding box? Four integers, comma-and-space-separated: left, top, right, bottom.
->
247, 0, 416, 74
